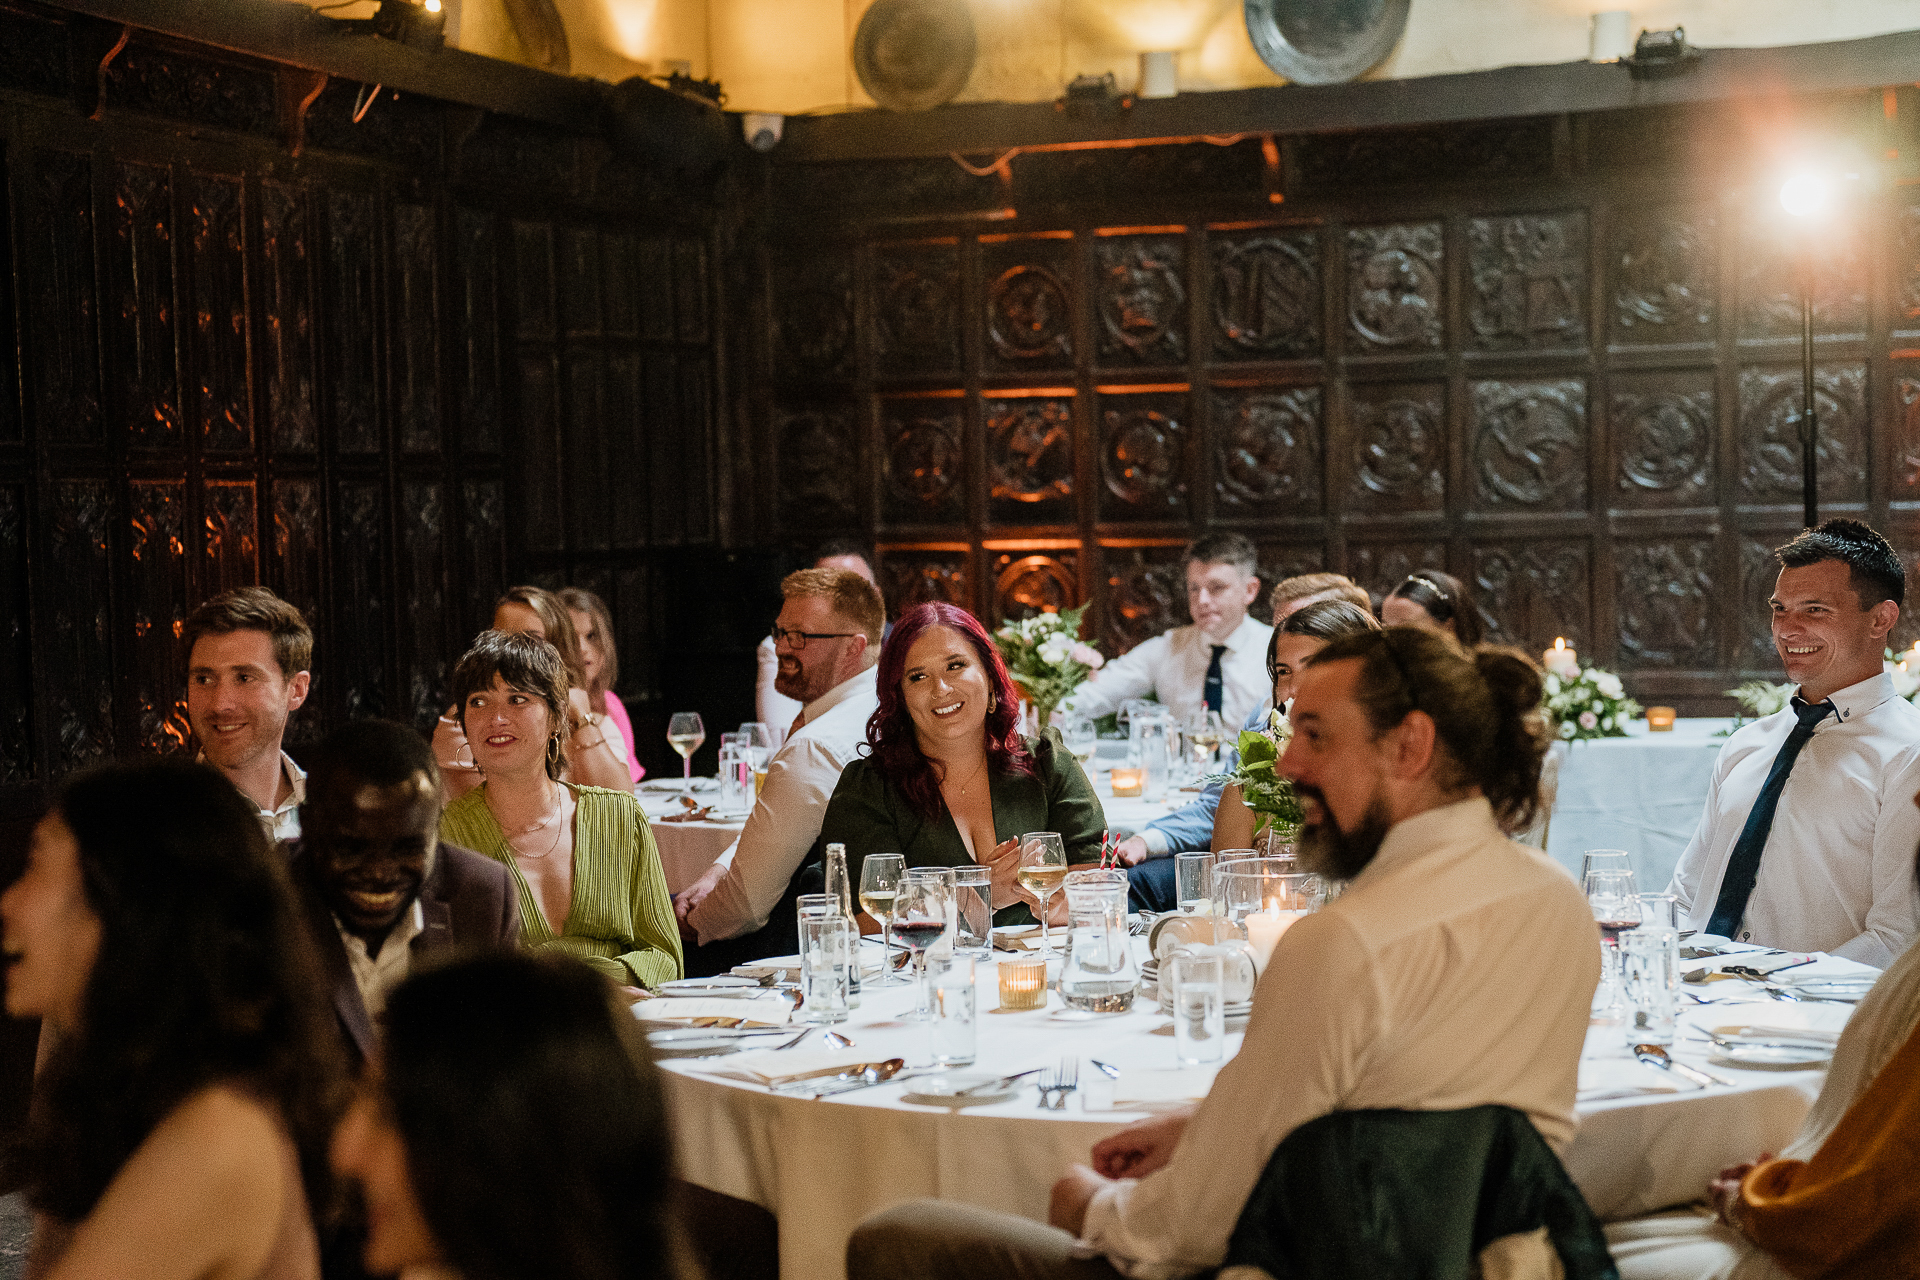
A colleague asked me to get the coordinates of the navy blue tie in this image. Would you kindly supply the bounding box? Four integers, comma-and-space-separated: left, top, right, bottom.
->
1203, 645, 1226, 714
1706, 696, 1833, 939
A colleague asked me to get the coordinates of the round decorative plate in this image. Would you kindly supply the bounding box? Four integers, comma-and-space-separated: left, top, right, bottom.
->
854, 0, 978, 113
1244, 0, 1412, 86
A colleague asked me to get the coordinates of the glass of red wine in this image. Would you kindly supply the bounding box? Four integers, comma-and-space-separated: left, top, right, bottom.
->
1585, 868, 1641, 1020
895, 867, 955, 1021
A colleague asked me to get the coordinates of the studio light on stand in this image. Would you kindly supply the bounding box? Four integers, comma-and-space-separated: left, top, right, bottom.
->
1778, 170, 1831, 529
332, 0, 446, 51
1137, 50, 1178, 99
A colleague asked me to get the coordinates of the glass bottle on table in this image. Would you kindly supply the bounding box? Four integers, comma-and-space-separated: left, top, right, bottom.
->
666, 712, 705, 793
822, 843, 861, 1007
1585, 868, 1641, 1020
895, 867, 955, 1020
1017, 832, 1069, 957
858, 852, 906, 987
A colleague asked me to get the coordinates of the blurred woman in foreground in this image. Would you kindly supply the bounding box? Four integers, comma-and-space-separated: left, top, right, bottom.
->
5, 758, 344, 1280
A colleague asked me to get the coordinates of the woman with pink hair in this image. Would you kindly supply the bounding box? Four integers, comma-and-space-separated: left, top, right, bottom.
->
812, 602, 1106, 927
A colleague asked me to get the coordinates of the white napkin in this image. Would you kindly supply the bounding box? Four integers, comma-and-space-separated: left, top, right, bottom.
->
630, 996, 792, 1026
1576, 1058, 1683, 1102
693, 1048, 869, 1086
1113, 1067, 1219, 1108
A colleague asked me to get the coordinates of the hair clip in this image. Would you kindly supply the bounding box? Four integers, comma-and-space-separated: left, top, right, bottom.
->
1405, 573, 1451, 604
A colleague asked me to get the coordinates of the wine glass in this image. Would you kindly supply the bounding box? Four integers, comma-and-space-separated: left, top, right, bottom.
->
895, 867, 954, 1018
1582, 849, 1634, 886
666, 712, 705, 793
1018, 832, 1069, 957
1187, 709, 1225, 773
1586, 868, 1641, 1019
1061, 716, 1099, 771
738, 721, 773, 770
858, 853, 906, 987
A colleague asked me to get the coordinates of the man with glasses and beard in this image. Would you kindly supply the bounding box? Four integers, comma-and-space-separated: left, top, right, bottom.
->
847, 628, 1598, 1280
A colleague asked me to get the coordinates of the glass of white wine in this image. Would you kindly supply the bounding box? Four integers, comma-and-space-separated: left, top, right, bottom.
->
1018, 831, 1069, 957
1187, 709, 1224, 773
859, 852, 907, 986
666, 712, 705, 793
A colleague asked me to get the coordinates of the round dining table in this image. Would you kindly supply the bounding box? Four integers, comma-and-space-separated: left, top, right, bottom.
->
659, 943, 1864, 1280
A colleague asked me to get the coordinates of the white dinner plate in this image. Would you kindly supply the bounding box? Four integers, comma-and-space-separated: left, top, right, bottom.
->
1708, 1041, 1833, 1069
659, 976, 760, 994
900, 1074, 1022, 1106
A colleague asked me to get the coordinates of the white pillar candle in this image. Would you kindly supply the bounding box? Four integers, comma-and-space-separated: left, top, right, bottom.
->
1243, 909, 1304, 971
1543, 638, 1580, 679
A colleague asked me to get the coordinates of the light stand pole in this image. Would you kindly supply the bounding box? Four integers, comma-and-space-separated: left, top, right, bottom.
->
1778, 172, 1831, 530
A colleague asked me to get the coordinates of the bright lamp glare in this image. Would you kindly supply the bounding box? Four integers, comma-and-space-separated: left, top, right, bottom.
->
423, 0, 441, 10
1779, 173, 1830, 218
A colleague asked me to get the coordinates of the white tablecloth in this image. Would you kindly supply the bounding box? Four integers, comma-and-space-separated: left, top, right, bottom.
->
662, 946, 1868, 1280
1546, 720, 1734, 894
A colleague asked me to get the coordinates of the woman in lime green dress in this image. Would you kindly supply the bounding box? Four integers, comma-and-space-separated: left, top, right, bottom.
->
439, 630, 681, 991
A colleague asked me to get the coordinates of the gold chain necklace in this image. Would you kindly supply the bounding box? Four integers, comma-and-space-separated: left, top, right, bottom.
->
943, 757, 989, 798
491, 782, 563, 860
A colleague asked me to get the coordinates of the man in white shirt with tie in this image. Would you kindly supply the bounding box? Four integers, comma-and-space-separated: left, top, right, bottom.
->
755, 538, 883, 747
1066, 533, 1274, 733
678, 567, 884, 975
1669, 519, 1920, 967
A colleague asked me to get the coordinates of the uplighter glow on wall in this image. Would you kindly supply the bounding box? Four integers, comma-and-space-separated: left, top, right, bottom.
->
1778, 172, 1831, 218
1065, 0, 1233, 53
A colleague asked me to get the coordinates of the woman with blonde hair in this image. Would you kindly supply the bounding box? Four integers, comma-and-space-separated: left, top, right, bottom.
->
558, 586, 645, 784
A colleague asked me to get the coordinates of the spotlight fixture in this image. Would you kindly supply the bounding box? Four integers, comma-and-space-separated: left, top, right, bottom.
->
1055, 72, 1132, 119
330, 0, 446, 51
1622, 26, 1700, 80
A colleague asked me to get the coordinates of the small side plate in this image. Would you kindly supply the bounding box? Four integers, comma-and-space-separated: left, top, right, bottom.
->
1708, 1041, 1833, 1069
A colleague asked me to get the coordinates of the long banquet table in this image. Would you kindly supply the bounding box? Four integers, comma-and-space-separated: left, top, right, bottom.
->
1544, 719, 1734, 895
660, 945, 1864, 1280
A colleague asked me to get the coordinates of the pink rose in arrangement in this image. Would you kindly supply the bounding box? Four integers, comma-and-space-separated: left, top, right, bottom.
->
1577, 710, 1598, 730
1071, 643, 1105, 670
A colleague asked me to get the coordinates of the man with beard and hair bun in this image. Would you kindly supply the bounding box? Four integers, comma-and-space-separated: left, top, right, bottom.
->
287, 719, 518, 1066
846, 628, 1598, 1280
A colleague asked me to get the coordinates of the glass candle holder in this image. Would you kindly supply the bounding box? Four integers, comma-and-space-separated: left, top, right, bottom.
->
1110, 767, 1145, 797
1646, 706, 1676, 732
997, 955, 1049, 1011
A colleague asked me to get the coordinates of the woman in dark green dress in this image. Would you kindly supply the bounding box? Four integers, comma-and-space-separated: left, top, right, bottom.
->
814, 602, 1106, 927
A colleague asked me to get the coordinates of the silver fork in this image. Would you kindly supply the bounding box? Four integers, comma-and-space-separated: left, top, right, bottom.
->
1048, 1057, 1079, 1111
1035, 1064, 1059, 1109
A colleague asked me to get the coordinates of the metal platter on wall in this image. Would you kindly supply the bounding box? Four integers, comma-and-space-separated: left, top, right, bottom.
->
854, 0, 978, 113
1244, 0, 1411, 85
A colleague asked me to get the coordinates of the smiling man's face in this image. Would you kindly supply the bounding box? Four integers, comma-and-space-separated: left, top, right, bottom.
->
1770, 559, 1897, 704
305, 769, 440, 947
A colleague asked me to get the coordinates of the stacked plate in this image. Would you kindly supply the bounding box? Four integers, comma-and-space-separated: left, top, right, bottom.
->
1141, 959, 1254, 1019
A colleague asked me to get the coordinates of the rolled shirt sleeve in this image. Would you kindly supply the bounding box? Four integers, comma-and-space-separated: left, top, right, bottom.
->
690, 736, 848, 944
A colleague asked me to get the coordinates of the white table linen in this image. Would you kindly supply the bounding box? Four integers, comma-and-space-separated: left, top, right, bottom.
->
1545, 719, 1733, 893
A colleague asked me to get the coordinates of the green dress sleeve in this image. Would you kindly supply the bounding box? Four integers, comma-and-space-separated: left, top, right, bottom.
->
1032, 730, 1109, 865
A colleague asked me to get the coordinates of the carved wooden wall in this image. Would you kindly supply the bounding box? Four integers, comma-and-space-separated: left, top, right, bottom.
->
752, 93, 1920, 714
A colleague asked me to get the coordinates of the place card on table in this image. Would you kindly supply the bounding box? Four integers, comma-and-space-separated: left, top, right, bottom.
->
694, 1048, 870, 1086
631, 996, 793, 1026
1112, 1067, 1219, 1108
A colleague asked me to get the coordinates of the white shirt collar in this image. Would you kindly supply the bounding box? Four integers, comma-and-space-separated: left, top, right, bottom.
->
801, 664, 879, 726
1795, 670, 1894, 724
1202, 613, 1267, 652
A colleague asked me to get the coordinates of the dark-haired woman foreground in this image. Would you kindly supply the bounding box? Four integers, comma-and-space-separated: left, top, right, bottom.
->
330, 951, 700, 1280
4, 758, 345, 1280
813, 602, 1105, 927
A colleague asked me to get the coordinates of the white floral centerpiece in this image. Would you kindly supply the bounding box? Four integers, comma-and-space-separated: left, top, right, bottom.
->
1888, 645, 1920, 703
1543, 665, 1642, 742
992, 605, 1103, 729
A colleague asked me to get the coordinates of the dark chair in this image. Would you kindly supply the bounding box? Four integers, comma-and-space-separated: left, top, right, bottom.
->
1221, 1105, 1618, 1280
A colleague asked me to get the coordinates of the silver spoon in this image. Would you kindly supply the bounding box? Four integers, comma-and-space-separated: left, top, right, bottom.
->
1633, 1043, 1731, 1088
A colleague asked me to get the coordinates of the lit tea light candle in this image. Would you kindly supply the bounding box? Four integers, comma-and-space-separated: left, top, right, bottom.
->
1543, 637, 1580, 678
1110, 767, 1145, 798
997, 955, 1048, 1010
1242, 908, 1306, 971
1646, 706, 1677, 732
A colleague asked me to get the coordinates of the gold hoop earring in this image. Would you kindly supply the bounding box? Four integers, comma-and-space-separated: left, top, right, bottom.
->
546, 734, 561, 771
988, 691, 997, 714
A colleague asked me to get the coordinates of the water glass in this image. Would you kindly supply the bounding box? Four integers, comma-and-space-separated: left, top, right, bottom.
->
799, 915, 852, 1024
717, 742, 751, 812
952, 865, 993, 957
1620, 927, 1679, 1047
1171, 951, 1225, 1065
1175, 852, 1212, 914
926, 955, 978, 1066
1211, 848, 1258, 916
1637, 892, 1681, 931
737, 721, 773, 771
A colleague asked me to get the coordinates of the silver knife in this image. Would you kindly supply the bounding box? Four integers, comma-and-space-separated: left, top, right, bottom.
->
954, 1068, 1044, 1096
1635, 1050, 1730, 1088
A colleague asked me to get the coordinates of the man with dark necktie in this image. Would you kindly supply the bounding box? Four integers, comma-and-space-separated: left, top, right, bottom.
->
1669, 520, 1920, 967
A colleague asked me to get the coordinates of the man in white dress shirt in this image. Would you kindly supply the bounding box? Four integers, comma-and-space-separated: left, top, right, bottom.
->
183, 586, 313, 841
679, 566, 884, 975
1668, 520, 1920, 967
1065, 533, 1274, 733
755, 538, 882, 747
848, 628, 1598, 1280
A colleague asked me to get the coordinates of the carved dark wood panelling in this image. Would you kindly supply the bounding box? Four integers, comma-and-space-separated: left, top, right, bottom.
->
1255, 543, 1330, 615
260, 182, 318, 453
879, 549, 973, 615
1293, 119, 1554, 192
1609, 206, 1716, 345
29, 150, 102, 443
1346, 382, 1444, 513
1610, 371, 1714, 507
0, 487, 32, 782
454, 209, 501, 453
605, 351, 647, 549
1211, 229, 1320, 361
872, 243, 961, 378
333, 481, 389, 719
882, 402, 965, 524
1346, 224, 1442, 352
1094, 236, 1186, 367
519, 353, 563, 551
775, 255, 854, 381
325, 191, 380, 452
1101, 546, 1187, 654
1467, 212, 1587, 351
104, 44, 276, 136
1898, 202, 1920, 338
0, 9, 71, 98
1738, 364, 1866, 502
1899, 376, 1920, 499
638, 238, 675, 343
460, 479, 507, 631
1739, 537, 1785, 670
513, 221, 556, 340
986, 397, 1074, 523
392, 203, 440, 452
46, 482, 114, 769
643, 353, 682, 544
565, 350, 612, 552
602, 233, 638, 338
558, 226, 602, 337
1015, 141, 1264, 208
1212, 386, 1321, 516
776, 405, 859, 529
1739, 217, 1867, 338
1100, 390, 1188, 519
673, 357, 714, 541
983, 237, 1073, 372
398, 481, 448, 730
270, 480, 324, 631
304, 81, 438, 172
1471, 379, 1586, 510
186, 173, 250, 452
110, 161, 181, 449
674, 239, 709, 344
1347, 542, 1445, 606
993, 550, 1079, 624
203, 480, 258, 598
128, 480, 189, 753
1617, 539, 1714, 669
1472, 541, 1590, 650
